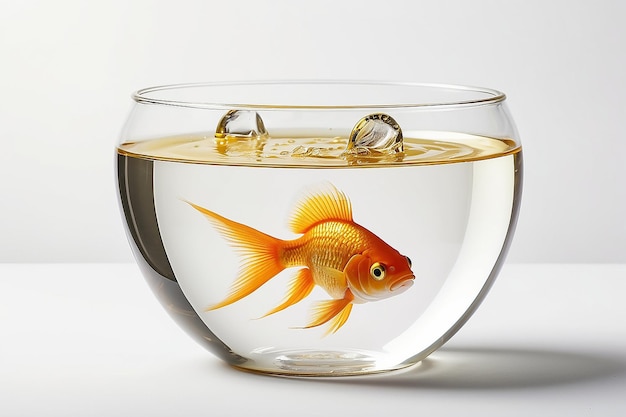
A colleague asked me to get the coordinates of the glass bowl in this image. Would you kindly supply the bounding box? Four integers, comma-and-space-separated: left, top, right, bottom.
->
116, 81, 522, 377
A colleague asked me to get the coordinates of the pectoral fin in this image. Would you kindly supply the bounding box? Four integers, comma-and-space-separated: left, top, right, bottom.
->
326, 303, 353, 334
318, 265, 348, 292
304, 290, 355, 335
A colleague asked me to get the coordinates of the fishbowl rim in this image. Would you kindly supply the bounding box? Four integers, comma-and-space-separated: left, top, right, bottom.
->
132, 80, 507, 111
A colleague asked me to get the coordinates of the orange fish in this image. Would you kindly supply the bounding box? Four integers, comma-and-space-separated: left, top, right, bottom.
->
187, 184, 415, 334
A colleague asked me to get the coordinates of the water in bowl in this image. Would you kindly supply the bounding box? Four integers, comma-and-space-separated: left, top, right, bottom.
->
117, 126, 521, 376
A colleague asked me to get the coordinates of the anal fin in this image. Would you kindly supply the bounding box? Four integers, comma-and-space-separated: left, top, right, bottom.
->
259, 268, 314, 318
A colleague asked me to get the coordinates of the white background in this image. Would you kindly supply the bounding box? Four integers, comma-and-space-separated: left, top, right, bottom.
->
1, 0, 624, 263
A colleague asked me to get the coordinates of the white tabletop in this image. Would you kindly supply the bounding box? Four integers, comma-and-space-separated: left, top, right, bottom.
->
2, 263, 625, 416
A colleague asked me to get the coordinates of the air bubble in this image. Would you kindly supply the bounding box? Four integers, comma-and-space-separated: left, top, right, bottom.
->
291, 145, 333, 158
345, 113, 403, 156
215, 110, 269, 153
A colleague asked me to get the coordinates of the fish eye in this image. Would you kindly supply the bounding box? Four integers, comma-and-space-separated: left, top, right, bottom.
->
370, 262, 386, 281
406, 256, 412, 268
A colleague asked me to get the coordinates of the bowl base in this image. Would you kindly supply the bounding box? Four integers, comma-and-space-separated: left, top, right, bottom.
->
231, 348, 419, 377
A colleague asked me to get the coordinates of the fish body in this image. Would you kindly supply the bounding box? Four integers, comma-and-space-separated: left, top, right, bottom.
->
187, 184, 415, 334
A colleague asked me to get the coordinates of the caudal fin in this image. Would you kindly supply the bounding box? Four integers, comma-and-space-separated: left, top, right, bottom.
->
185, 201, 285, 310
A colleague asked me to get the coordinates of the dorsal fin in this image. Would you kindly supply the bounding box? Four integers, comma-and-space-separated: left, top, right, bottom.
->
289, 183, 353, 234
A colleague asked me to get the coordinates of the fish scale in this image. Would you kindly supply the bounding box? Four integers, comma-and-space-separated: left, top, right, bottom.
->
282, 221, 373, 298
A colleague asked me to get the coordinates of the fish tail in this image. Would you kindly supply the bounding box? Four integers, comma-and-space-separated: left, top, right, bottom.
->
185, 201, 285, 310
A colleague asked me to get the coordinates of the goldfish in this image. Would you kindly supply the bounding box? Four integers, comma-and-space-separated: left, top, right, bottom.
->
187, 184, 415, 334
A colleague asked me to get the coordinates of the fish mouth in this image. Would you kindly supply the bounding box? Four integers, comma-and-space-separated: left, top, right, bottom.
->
389, 275, 415, 292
